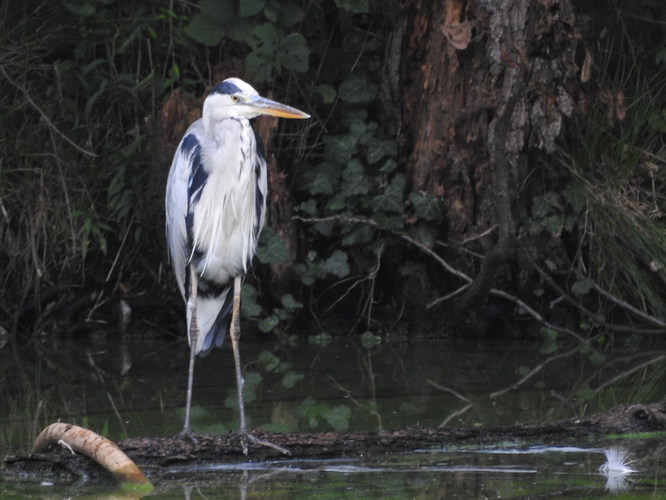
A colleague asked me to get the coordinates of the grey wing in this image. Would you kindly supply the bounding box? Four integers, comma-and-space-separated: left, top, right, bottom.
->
165, 121, 203, 299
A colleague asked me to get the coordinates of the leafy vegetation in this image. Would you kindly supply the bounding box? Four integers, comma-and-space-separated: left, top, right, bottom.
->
0, 0, 664, 342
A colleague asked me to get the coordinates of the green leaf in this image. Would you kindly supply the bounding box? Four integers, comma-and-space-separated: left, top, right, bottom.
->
324, 135, 358, 164
342, 159, 370, 196
339, 72, 378, 103
185, 13, 225, 46
563, 183, 585, 215
409, 191, 442, 221
239, 0, 265, 17
408, 223, 437, 248
366, 137, 397, 164
308, 332, 332, 346
374, 214, 404, 231
379, 158, 398, 173
298, 199, 317, 214
245, 23, 279, 81
571, 277, 595, 296
258, 350, 281, 372
281, 371, 304, 388
341, 224, 375, 246
322, 250, 350, 278
299, 162, 339, 195
324, 405, 351, 431
256, 228, 289, 264
199, 0, 233, 21
258, 314, 280, 332
325, 193, 346, 211
280, 294, 303, 310
241, 284, 262, 318
361, 331, 381, 348
372, 174, 406, 214
334, 0, 370, 14
279, 33, 310, 72
278, 2, 305, 27
316, 84, 336, 104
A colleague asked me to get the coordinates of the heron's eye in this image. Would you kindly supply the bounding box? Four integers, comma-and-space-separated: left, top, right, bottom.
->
231, 95, 240, 103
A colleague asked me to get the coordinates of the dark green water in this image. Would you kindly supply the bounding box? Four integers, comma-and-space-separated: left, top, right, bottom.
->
1, 330, 666, 498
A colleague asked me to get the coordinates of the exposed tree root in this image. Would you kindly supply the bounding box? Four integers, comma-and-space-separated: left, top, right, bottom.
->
31, 423, 153, 492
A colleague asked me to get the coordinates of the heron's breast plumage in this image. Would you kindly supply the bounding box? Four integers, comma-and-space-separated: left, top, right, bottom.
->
190, 118, 264, 285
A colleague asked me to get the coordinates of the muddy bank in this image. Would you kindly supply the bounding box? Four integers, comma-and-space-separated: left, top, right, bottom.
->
3, 402, 666, 486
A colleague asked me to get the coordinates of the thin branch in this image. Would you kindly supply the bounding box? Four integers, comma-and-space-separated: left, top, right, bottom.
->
0, 65, 97, 157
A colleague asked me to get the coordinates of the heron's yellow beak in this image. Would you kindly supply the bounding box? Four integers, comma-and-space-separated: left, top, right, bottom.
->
250, 95, 310, 119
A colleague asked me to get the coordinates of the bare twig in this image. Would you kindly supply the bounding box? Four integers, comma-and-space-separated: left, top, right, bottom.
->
0, 65, 97, 157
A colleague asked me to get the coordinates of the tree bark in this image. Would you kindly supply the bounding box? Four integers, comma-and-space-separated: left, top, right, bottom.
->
392, 0, 582, 329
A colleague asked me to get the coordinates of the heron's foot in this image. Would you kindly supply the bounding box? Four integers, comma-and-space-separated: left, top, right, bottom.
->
177, 427, 201, 444
238, 430, 290, 456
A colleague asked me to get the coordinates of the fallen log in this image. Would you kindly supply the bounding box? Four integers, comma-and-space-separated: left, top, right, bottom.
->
3, 402, 666, 486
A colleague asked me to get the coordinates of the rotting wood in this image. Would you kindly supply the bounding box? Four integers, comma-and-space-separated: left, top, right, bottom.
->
31, 422, 153, 491
4, 402, 666, 486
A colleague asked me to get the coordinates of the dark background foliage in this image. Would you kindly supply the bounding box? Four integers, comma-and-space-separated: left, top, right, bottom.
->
0, 0, 664, 342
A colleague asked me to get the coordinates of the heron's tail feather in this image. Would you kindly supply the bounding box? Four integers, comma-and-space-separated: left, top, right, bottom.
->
187, 286, 233, 356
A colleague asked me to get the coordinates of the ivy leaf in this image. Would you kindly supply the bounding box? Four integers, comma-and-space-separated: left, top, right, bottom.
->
239, 0, 265, 17
379, 158, 397, 173
245, 23, 279, 81
335, 0, 370, 14
366, 137, 397, 164
563, 183, 585, 214
256, 228, 289, 264
322, 250, 350, 278
278, 2, 305, 27
339, 72, 377, 103
258, 350, 281, 372
185, 13, 225, 46
374, 214, 404, 231
341, 224, 375, 246
279, 33, 310, 72
409, 191, 442, 221
241, 284, 262, 318
316, 84, 336, 104
281, 371, 304, 388
280, 294, 303, 310
342, 159, 370, 196
324, 134, 358, 164
258, 314, 280, 332
571, 277, 595, 296
299, 162, 338, 195
408, 223, 437, 248
372, 174, 406, 214
324, 405, 351, 432
325, 193, 346, 211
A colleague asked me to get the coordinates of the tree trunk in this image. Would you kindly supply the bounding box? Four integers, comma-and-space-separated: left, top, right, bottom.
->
391, 0, 583, 331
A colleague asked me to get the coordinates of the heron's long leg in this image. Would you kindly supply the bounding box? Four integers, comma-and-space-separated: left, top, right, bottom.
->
229, 276, 290, 456
230, 276, 247, 444
182, 266, 199, 435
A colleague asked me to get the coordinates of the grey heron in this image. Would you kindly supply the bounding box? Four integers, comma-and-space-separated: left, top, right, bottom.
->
165, 77, 309, 454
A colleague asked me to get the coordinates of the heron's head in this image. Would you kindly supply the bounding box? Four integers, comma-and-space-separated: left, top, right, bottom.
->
203, 77, 310, 122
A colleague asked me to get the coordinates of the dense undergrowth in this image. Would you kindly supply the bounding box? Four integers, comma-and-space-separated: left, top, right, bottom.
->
0, 0, 664, 342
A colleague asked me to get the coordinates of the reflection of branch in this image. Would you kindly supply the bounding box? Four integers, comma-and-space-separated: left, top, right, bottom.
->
439, 403, 473, 427
427, 380, 474, 427
427, 379, 471, 403
489, 344, 584, 399
592, 354, 666, 395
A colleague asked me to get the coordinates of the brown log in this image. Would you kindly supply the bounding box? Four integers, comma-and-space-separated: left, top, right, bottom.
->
32, 423, 153, 491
